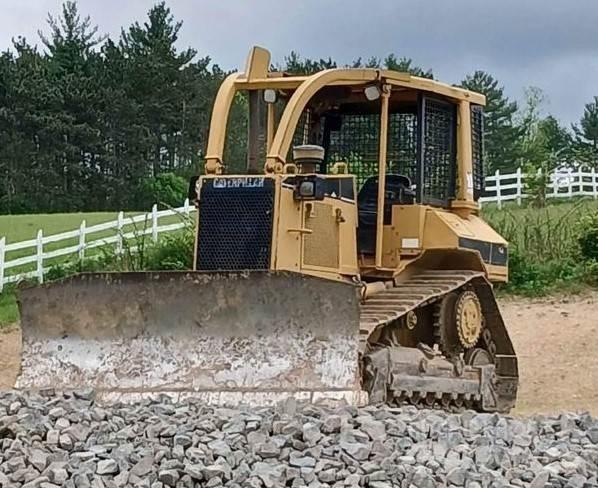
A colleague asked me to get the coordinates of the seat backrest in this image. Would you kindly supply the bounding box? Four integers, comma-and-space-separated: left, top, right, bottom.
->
358, 174, 412, 204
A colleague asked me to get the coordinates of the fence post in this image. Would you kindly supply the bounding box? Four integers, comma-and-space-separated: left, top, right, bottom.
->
516, 167, 522, 206
593, 167, 598, 199
116, 211, 124, 255
152, 204, 158, 243
0, 237, 5, 293
536, 167, 544, 203
78, 220, 86, 261
495, 169, 502, 209
36, 229, 44, 284
567, 167, 573, 198
184, 198, 190, 216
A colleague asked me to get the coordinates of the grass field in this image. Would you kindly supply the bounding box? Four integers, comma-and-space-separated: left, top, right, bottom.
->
483, 199, 598, 261
1, 209, 189, 283
0, 292, 18, 325
0, 212, 130, 244
0, 208, 192, 327
1, 212, 132, 327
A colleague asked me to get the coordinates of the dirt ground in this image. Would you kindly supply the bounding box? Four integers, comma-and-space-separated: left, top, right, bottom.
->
1, 291, 597, 416
0, 323, 20, 391
500, 291, 598, 416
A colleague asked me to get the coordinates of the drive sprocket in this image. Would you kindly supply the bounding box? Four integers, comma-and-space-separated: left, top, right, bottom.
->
434, 289, 484, 355
455, 290, 483, 348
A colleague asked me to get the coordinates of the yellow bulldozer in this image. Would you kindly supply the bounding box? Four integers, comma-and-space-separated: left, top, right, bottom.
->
16, 46, 518, 412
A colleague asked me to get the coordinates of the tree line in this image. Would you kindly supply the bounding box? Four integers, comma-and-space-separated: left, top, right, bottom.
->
1, 1, 597, 214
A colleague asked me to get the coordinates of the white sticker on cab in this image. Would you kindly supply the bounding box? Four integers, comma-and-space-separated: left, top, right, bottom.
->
467, 172, 474, 190
401, 238, 420, 249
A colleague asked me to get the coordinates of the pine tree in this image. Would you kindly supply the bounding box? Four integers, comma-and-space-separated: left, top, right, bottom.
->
98, 38, 147, 208
383, 54, 433, 79
0, 38, 60, 213
460, 71, 523, 172
120, 2, 197, 178
573, 97, 598, 165
37, 0, 106, 211
282, 51, 337, 74
538, 115, 574, 164
350, 54, 433, 78
0, 1, 587, 213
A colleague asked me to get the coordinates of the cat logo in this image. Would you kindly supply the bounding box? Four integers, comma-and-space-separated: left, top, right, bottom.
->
213, 177, 265, 189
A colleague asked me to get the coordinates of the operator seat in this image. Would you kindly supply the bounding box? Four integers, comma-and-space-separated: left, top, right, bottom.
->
357, 174, 415, 255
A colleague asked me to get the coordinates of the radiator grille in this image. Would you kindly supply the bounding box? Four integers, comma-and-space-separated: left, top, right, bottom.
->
196, 178, 274, 270
303, 202, 339, 269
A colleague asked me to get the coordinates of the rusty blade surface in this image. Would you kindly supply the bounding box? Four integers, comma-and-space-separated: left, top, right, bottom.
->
16, 271, 364, 405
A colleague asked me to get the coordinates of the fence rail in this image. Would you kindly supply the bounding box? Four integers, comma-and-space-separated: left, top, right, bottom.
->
0, 199, 195, 292
480, 167, 598, 208
1, 167, 597, 291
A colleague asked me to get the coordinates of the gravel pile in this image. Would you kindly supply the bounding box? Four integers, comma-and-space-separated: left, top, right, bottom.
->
0, 391, 597, 488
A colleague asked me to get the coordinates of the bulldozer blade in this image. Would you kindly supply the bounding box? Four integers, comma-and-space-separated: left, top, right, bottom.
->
16, 271, 366, 406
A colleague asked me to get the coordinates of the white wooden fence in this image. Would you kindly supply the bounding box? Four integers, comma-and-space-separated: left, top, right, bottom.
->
0, 199, 195, 292
1, 167, 597, 291
480, 167, 598, 208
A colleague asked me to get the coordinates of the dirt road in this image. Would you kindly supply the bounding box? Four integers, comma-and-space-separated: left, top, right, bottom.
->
1, 291, 597, 415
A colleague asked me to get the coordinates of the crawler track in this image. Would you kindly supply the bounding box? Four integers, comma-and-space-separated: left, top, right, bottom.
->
360, 270, 519, 413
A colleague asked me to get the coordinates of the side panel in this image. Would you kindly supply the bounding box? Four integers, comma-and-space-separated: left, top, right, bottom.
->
388, 205, 428, 257
303, 201, 340, 269
301, 196, 359, 277
422, 210, 472, 247
337, 198, 359, 275
272, 185, 303, 272
422, 210, 508, 282
274, 176, 359, 280
379, 205, 508, 282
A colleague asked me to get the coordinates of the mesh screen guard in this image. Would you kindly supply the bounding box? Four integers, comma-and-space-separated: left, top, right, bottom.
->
323, 112, 419, 188
417, 96, 457, 206
471, 104, 485, 200
289, 96, 457, 206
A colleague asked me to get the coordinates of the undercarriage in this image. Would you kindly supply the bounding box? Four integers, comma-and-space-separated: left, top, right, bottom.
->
361, 270, 518, 413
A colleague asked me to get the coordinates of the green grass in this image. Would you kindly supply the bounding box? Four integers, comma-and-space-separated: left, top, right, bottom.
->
483, 199, 598, 232
483, 200, 598, 262
0, 210, 187, 282
0, 209, 194, 327
483, 198, 598, 296
481, 197, 598, 218
0, 291, 18, 327
0, 212, 128, 244
0, 212, 125, 328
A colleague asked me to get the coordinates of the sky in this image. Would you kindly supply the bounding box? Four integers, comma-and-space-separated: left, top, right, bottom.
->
1, 0, 597, 125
